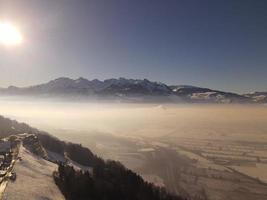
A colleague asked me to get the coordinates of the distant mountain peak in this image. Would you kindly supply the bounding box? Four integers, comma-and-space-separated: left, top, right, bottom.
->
52, 77, 73, 82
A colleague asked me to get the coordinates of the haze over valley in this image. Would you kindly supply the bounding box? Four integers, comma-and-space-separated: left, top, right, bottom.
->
0, 96, 267, 199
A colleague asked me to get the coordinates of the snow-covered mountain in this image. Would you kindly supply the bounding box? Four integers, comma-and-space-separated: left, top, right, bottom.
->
244, 92, 267, 103
0, 77, 265, 103
0, 77, 172, 97
170, 85, 252, 103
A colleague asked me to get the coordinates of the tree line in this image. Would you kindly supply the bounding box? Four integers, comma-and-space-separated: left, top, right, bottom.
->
54, 161, 184, 200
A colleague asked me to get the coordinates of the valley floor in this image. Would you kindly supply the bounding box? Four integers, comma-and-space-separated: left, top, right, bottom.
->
74, 133, 267, 200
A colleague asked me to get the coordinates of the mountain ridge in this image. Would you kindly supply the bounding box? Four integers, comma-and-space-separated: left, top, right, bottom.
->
0, 77, 266, 103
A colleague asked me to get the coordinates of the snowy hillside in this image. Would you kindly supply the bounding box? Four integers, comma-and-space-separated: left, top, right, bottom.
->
4, 146, 65, 200
0, 116, 184, 200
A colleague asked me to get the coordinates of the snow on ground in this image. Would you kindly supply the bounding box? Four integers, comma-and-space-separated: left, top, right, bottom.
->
46, 150, 66, 163
3, 146, 65, 200
230, 163, 267, 184
138, 148, 155, 152
47, 149, 93, 173
142, 174, 165, 187
177, 148, 230, 172
67, 159, 93, 173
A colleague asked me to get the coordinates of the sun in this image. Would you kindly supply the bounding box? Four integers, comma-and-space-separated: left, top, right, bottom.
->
0, 21, 23, 46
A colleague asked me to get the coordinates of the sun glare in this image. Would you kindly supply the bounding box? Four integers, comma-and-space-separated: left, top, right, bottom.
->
0, 21, 23, 46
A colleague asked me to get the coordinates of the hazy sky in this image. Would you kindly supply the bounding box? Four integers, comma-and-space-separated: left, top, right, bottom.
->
0, 0, 267, 93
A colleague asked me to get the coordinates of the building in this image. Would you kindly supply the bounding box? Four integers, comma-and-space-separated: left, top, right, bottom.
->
0, 140, 11, 158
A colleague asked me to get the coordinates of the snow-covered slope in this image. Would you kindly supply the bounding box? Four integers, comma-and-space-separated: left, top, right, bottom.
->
170, 85, 251, 103
245, 92, 267, 103
4, 146, 65, 200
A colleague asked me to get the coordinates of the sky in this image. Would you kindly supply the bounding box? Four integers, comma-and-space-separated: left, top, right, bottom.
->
0, 0, 267, 93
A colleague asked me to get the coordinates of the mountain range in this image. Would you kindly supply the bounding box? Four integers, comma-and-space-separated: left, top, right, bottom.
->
0, 77, 266, 103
